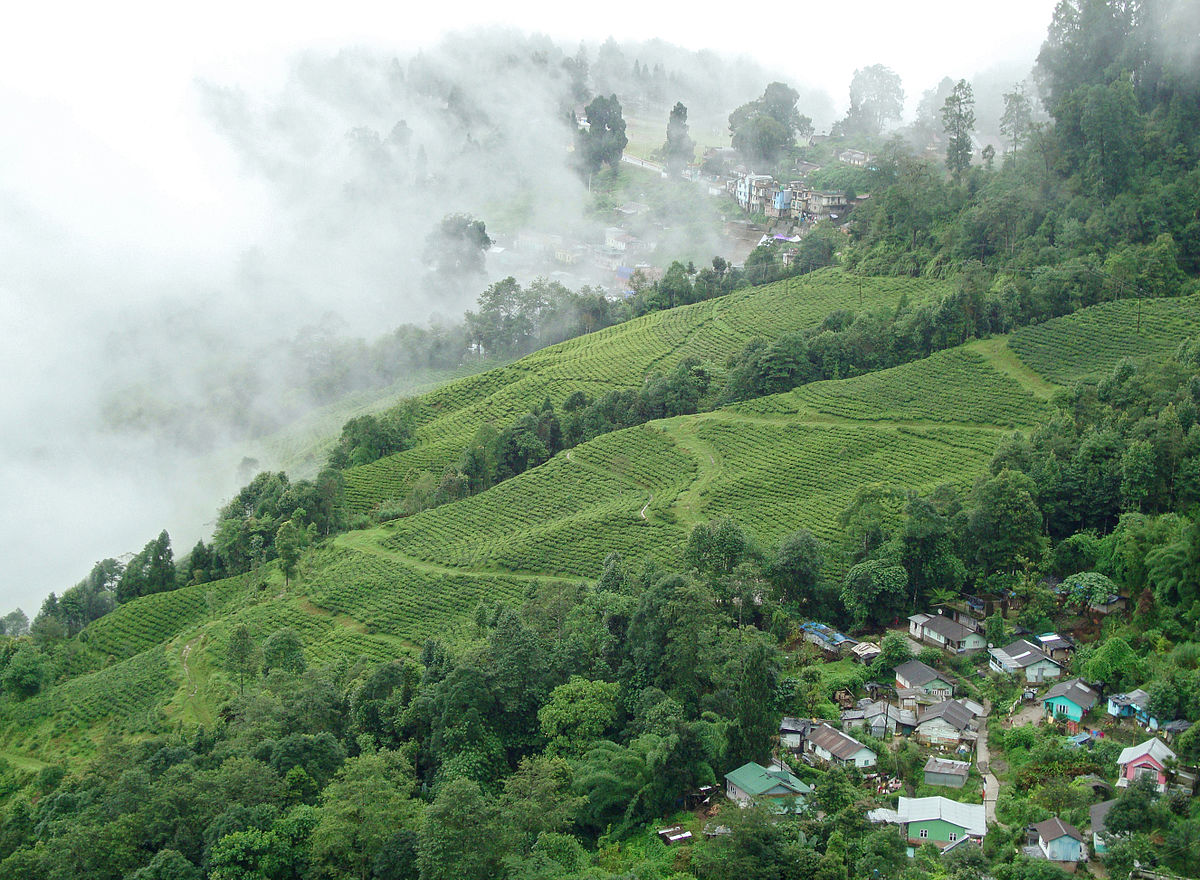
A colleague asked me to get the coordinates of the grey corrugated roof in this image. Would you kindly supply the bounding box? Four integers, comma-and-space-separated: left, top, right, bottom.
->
895, 659, 948, 687
896, 797, 986, 836
923, 756, 970, 777
1090, 799, 1117, 834
994, 638, 1057, 668
917, 699, 976, 731
1044, 678, 1098, 711
922, 614, 972, 642
808, 723, 872, 760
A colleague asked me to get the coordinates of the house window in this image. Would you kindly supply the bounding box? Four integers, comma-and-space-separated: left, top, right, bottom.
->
919, 829, 928, 838
948, 832, 958, 842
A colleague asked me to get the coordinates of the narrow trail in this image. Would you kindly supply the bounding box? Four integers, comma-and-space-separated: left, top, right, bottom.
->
181, 637, 200, 698
640, 494, 653, 520
976, 698, 1002, 828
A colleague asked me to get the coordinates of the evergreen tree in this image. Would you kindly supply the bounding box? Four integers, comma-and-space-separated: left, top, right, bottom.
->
941, 79, 976, 182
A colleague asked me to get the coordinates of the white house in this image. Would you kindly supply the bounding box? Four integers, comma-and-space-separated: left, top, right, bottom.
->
894, 659, 955, 700
915, 700, 980, 747
805, 723, 877, 768
988, 639, 1063, 682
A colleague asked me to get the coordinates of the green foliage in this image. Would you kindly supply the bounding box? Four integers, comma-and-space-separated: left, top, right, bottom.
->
1079, 635, 1148, 689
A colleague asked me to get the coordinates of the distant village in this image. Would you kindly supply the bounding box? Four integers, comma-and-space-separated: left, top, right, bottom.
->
488, 142, 869, 299
681, 584, 1192, 867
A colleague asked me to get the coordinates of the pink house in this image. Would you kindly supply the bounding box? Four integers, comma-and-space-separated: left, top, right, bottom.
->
1116, 738, 1176, 791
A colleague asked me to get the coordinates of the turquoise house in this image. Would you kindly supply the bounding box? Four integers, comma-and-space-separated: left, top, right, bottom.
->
1043, 678, 1099, 723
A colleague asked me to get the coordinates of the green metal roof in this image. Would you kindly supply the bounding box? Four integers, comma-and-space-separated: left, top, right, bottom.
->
724, 762, 812, 797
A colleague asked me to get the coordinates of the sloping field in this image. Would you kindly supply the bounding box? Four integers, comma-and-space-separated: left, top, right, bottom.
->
1009, 294, 1200, 385
342, 271, 955, 513
734, 347, 1052, 428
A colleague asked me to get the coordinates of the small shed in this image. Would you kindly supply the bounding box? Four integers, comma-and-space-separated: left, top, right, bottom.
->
923, 756, 971, 789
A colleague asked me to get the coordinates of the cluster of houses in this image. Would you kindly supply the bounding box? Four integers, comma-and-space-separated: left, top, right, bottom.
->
712, 590, 1196, 865
725, 171, 850, 222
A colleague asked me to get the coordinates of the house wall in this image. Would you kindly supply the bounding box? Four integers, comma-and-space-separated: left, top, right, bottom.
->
1041, 835, 1085, 862
963, 633, 987, 651
906, 818, 970, 847
850, 748, 877, 768
1023, 660, 1062, 682
727, 780, 751, 806
916, 719, 964, 746
1045, 697, 1084, 722
924, 771, 968, 789
1123, 755, 1166, 784
781, 733, 803, 749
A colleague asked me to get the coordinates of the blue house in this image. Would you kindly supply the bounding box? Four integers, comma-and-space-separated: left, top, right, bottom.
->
1033, 817, 1086, 863
1043, 678, 1098, 723
1107, 688, 1157, 727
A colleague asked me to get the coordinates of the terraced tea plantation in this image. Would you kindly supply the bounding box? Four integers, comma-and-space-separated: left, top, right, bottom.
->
343, 271, 956, 514
378, 425, 697, 577
736, 347, 1052, 428
1009, 294, 1200, 384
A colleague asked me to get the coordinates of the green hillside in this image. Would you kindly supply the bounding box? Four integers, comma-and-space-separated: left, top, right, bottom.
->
1008, 293, 1200, 385
343, 270, 956, 513
6, 290, 1179, 765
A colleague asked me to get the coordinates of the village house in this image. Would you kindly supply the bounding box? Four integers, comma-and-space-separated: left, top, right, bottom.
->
1117, 738, 1176, 791
859, 700, 916, 737
724, 761, 811, 812
808, 190, 848, 218
838, 148, 870, 166
1089, 799, 1118, 855
1107, 689, 1152, 724
779, 716, 811, 750
988, 638, 1063, 682
1035, 633, 1076, 663
1031, 817, 1087, 863
895, 796, 987, 851
908, 612, 987, 655
923, 757, 971, 789
1043, 678, 1099, 723
915, 699, 980, 748
806, 723, 877, 768
894, 659, 955, 701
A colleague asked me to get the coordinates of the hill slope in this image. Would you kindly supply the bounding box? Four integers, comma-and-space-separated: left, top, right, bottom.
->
1008, 293, 1200, 385
13, 290, 1200, 763
343, 270, 956, 513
